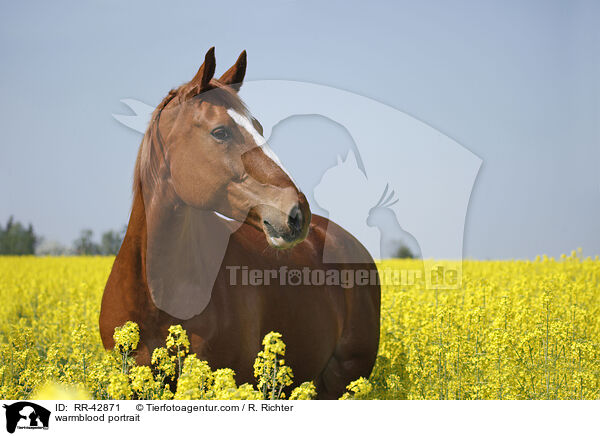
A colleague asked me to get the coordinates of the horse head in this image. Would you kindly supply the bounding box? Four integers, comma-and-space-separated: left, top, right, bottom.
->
138, 47, 311, 250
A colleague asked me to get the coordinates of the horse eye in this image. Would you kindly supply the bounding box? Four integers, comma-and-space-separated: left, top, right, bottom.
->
210, 126, 231, 141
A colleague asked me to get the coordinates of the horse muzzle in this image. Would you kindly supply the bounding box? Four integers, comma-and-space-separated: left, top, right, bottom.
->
260, 197, 311, 249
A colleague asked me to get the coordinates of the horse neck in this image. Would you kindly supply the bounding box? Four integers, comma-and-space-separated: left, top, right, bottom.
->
118, 185, 150, 282
118, 181, 188, 287
127, 177, 237, 274
129, 178, 236, 319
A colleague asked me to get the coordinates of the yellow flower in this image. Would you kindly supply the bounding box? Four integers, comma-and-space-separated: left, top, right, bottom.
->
253, 332, 294, 399
151, 347, 176, 380
290, 382, 317, 400
2, 256, 600, 400
107, 372, 132, 400
113, 321, 140, 353
166, 324, 190, 357
129, 366, 158, 399
32, 381, 91, 400
174, 354, 213, 400
340, 377, 372, 400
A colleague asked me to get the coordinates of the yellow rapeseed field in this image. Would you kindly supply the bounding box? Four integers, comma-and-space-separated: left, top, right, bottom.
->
1, 253, 599, 400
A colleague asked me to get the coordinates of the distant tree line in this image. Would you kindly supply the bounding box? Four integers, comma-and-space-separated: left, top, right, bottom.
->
72, 227, 126, 255
2, 215, 414, 259
0, 216, 37, 255
0, 216, 126, 256
395, 244, 416, 259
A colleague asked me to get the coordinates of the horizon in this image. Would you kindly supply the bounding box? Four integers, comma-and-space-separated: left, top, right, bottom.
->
1, 0, 599, 260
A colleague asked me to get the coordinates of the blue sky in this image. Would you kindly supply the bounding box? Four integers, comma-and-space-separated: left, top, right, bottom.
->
0, 0, 598, 259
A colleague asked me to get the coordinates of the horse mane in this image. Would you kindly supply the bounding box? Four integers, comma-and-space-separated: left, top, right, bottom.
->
133, 80, 250, 196
133, 88, 177, 196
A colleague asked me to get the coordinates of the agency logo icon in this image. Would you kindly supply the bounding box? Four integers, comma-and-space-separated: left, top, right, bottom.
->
2, 402, 50, 434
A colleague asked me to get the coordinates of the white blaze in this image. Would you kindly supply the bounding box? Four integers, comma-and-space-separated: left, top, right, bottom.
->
226, 109, 296, 184
213, 211, 236, 222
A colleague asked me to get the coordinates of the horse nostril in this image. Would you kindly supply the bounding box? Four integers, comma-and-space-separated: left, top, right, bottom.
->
288, 205, 303, 236
263, 219, 276, 234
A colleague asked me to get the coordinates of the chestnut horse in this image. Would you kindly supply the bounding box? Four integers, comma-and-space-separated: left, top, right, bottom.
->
99, 48, 380, 399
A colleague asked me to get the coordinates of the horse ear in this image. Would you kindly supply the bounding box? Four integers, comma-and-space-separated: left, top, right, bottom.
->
219, 50, 247, 92
185, 47, 216, 99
